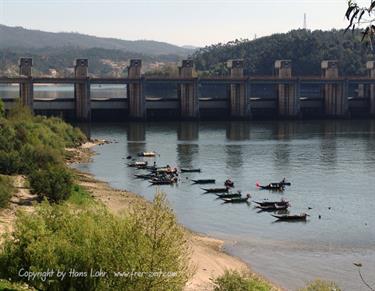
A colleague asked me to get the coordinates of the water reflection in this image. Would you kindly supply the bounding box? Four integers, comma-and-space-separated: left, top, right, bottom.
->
177, 122, 199, 141
226, 121, 250, 141
127, 122, 146, 155
177, 122, 199, 168
320, 121, 337, 167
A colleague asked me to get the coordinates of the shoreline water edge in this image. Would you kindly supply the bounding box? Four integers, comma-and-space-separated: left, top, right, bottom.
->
0, 140, 281, 291
73, 141, 282, 291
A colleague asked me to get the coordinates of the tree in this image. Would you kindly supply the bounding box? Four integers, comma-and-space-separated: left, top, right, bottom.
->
345, 1, 375, 50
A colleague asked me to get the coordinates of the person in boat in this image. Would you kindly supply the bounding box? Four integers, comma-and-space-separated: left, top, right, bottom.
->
153, 161, 157, 167
281, 177, 286, 184
225, 179, 234, 187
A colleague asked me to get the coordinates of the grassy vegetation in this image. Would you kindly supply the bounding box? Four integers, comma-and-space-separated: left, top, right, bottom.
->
0, 100, 86, 203
213, 270, 274, 291
0, 279, 34, 291
299, 279, 341, 291
0, 192, 190, 291
0, 175, 14, 208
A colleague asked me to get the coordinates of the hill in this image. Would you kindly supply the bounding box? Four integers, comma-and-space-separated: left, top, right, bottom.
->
192, 29, 372, 76
0, 24, 193, 56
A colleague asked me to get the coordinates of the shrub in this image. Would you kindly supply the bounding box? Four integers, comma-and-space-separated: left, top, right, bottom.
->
0, 175, 14, 208
213, 270, 273, 291
299, 279, 341, 291
0, 192, 190, 291
28, 164, 73, 203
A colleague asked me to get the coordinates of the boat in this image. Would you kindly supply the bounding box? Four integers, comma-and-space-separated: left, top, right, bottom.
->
279, 178, 291, 186
192, 179, 216, 184
224, 179, 234, 188
256, 182, 285, 191
149, 177, 177, 185
157, 167, 178, 173
254, 200, 289, 207
272, 213, 308, 221
181, 168, 201, 173
202, 187, 228, 193
222, 194, 251, 203
216, 192, 242, 199
257, 203, 289, 211
128, 161, 148, 168
134, 173, 156, 179
138, 151, 157, 157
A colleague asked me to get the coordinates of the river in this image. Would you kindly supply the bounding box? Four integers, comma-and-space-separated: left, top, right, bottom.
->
73, 120, 375, 291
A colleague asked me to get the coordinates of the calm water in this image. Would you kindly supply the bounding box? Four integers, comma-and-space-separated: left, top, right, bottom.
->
74, 120, 375, 290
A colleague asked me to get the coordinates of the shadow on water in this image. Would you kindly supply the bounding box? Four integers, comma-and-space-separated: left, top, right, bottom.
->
177, 122, 199, 169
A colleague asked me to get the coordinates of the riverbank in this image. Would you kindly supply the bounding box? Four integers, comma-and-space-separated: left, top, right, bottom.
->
0, 140, 280, 290
75, 170, 279, 290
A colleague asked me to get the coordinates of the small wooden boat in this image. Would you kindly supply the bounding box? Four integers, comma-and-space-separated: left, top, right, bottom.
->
154, 166, 178, 174
202, 187, 228, 193
181, 168, 201, 173
278, 179, 291, 186
138, 151, 157, 157
149, 177, 177, 185
254, 200, 289, 207
257, 203, 289, 211
256, 182, 285, 191
135, 174, 155, 179
216, 193, 242, 199
192, 179, 215, 184
222, 194, 251, 203
128, 161, 148, 168
272, 213, 308, 221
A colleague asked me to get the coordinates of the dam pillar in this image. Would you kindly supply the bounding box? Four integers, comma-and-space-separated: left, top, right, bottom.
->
127, 59, 145, 120
321, 60, 348, 117
74, 59, 91, 121
178, 60, 199, 119
366, 61, 375, 116
19, 58, 34, 110
275, 60, 300, 118
227, 59, 250, 119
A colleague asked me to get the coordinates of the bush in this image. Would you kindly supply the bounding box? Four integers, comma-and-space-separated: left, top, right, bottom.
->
0, 192, 190, 291
29, 164, 73, 203
213, 270, 273, 291
0, 175, 14, 208
299, 279, 341, 291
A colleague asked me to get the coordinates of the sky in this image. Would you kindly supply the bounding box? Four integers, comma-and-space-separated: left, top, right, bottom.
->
0, 0, 363, 47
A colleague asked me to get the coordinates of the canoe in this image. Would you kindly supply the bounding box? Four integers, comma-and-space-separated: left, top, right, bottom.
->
254, 200, 289, 207
256, 182, 285, 191
155, 167, 178, 174
138, 151, 157, 157
272, 213, 308, 221
216, 193, 242, 199
128, 161, 148, 167
192, 179, 215, 184
149, 178, 177, 185
202, 188, 228, 193
181, 168, 201, 173
257, 203, 289, 211
135, 174, 156, 179
222, 194, 251, 203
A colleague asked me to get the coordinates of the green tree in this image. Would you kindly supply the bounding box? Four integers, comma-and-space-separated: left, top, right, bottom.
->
28, 164, 73, 202
0, 192, 191, 291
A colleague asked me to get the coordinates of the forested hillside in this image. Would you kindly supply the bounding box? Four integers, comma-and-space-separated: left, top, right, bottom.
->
192, 29, 372, 76
0, 24, 193, 56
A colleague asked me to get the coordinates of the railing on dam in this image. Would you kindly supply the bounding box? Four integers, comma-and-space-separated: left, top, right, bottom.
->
1, 58, 375, 121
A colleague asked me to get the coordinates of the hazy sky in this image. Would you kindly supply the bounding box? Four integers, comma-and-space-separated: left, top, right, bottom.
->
0, 0, 359, 47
